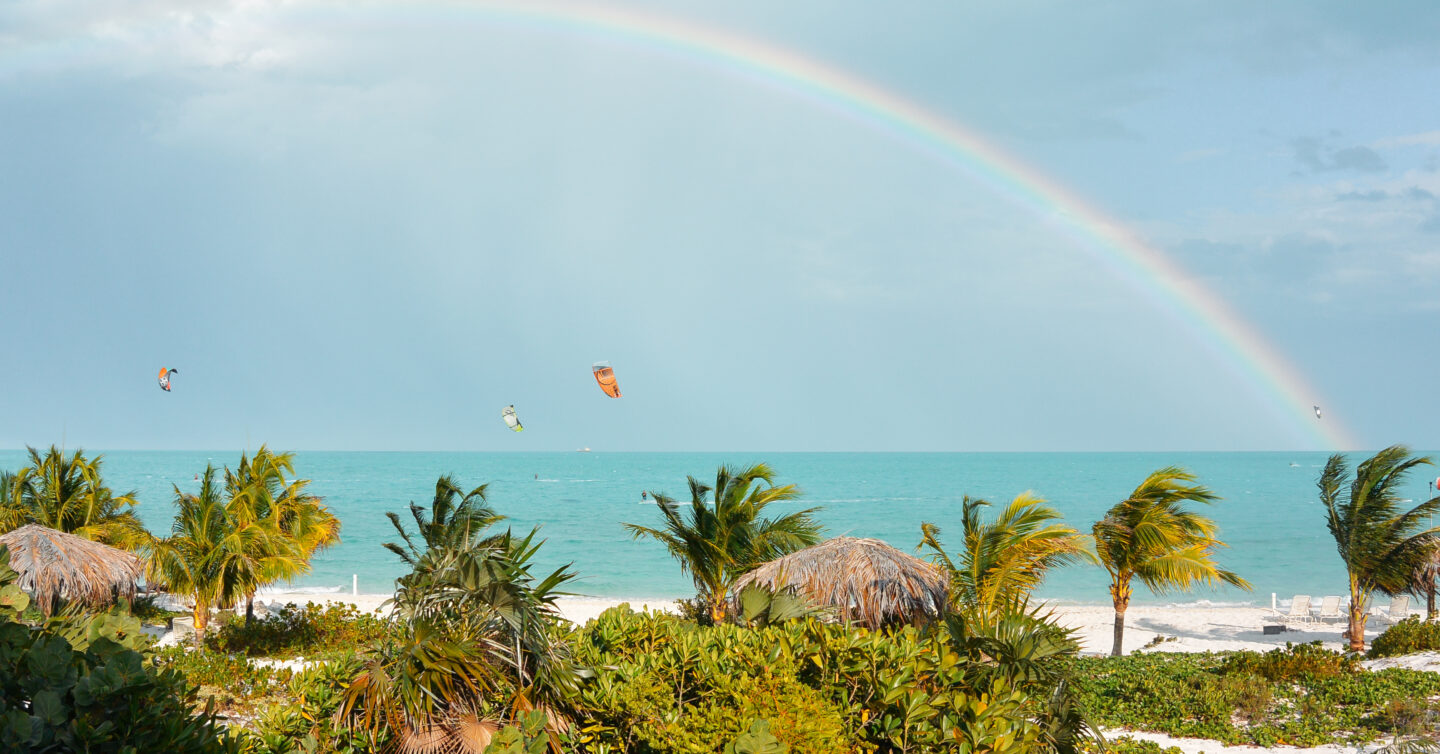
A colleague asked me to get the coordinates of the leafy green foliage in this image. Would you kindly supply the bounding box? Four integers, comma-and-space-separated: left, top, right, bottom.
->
206, 601, 393, 658
737, 582, 824, 627
0, 613, 236, 751
1073, 646, 1440, 748
726, 719, 787, 754
1370, 616, 1440, 658
483, 710, 552, 754
569, 604, 1075, 753
244, 656, 386, 754
1220, 641, 1357, 681
153, 645, 294, 699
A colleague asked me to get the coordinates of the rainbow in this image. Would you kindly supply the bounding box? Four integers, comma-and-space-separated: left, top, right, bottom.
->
392, 0, 1349, 449
12, 0, 1356, 449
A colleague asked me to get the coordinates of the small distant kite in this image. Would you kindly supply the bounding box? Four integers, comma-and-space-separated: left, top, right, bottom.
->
502, 405, 524, 432
158, 367, 179, 392
1313, 405, 1322, 420
592, 362, 621, 398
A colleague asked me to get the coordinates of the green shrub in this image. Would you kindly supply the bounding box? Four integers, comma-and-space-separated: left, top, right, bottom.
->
244, 655, 387, 754
0, 618, 237, 752
1220, 641, 1356, 681
1369, 616, 1440, 658
153, 646, 293, 699
1079, 737, 1184, 753
1074, 650, 1440, 748
570, 605, 1054, 753
205, 601, 392, 658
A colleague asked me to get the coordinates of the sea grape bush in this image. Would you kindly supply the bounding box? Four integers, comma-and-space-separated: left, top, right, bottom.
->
1073, 646, 1440, 748
1369, 616, 1440, 658
566, 604, 1058, 753
0, 550, 236, 752
1219, 641, 1356, 681
206, 601, 393, 658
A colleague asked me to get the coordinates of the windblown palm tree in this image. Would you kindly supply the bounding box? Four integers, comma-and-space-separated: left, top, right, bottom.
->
225, 447, 341, 622
1320, 446, 1440, 651
1093, 467, 1249, 656
1410, 546, 1440, 621
625, 463, 822, 624
4, 446, 147, 551
145, 466, 249, 642
920, 493, 1096, 617
384, 474, 502, 566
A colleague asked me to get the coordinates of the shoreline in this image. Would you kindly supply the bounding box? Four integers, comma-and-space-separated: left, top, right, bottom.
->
242, 590, 1418, 656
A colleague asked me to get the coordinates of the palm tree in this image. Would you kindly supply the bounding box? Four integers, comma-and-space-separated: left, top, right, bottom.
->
1320, 446, 1440, 650
920, 493, 1096, 617
225, 447, 341, 622
5, 446, 147, 551
384, 475, 503, 566
145, 466, 248, 643
625, 463, 822, 624
1093, 467, 1249, 656
1409, 546, 1440, 621
0, 471, 21, 532
343, 524, 579, 753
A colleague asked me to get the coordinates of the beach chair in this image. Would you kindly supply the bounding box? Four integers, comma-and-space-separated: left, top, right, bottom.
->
1277, 595, 1313, 625
1372, 595, 1412, 625
1314, 596, 1343, 623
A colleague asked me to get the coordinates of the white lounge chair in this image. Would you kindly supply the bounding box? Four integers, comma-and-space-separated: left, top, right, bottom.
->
1277, 595, 1313, 625
1315, 596, 1343, 623
1372, 595, 1412, 625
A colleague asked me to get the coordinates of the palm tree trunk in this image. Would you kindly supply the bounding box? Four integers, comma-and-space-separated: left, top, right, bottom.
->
193, 603, 209, 648
1347, 579, 1367, 653
1111, 605, 1127, 657
245, 594, 255, 625
1429, 585, 1436, 621
1110, 578, 1131, 657
709, 598, 725, 626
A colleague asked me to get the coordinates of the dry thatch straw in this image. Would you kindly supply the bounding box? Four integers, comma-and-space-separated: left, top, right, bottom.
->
732, 536, 948, 629
0, 524, 142, 616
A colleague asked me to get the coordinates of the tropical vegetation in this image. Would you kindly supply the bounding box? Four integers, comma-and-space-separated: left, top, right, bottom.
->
919, 493, 1095, 618
1319, 445, 1440, 651
332, 475, 581, 753
1092, 467, 1249, 656
0, 446, 147, 550
0, 547, 238, 752
11, 447, 1440, 752
625, 463, 822, 624
224, 447, 341, 623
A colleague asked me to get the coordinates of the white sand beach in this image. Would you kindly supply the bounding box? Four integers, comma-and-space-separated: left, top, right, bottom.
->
230, 591, 1413, 656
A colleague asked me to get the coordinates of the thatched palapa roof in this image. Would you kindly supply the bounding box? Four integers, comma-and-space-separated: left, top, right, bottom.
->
0, 524, 142, 616
732, 537, 948, 629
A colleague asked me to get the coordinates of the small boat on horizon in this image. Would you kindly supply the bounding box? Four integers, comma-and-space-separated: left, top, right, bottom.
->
577, 447, 591, 453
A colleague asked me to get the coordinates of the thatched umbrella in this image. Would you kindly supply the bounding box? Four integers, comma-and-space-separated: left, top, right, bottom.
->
731, 537, 948, 629
0, 524, 142, 616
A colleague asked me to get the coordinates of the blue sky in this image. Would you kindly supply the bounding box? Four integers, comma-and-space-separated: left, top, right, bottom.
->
2, 1, 1438, 452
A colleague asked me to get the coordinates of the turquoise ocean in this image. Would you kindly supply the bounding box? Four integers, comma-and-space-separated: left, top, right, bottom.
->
4, 451, 1437, 606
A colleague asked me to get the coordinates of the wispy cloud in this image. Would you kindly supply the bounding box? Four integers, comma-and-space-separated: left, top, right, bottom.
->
1374, 130, 1440, 149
